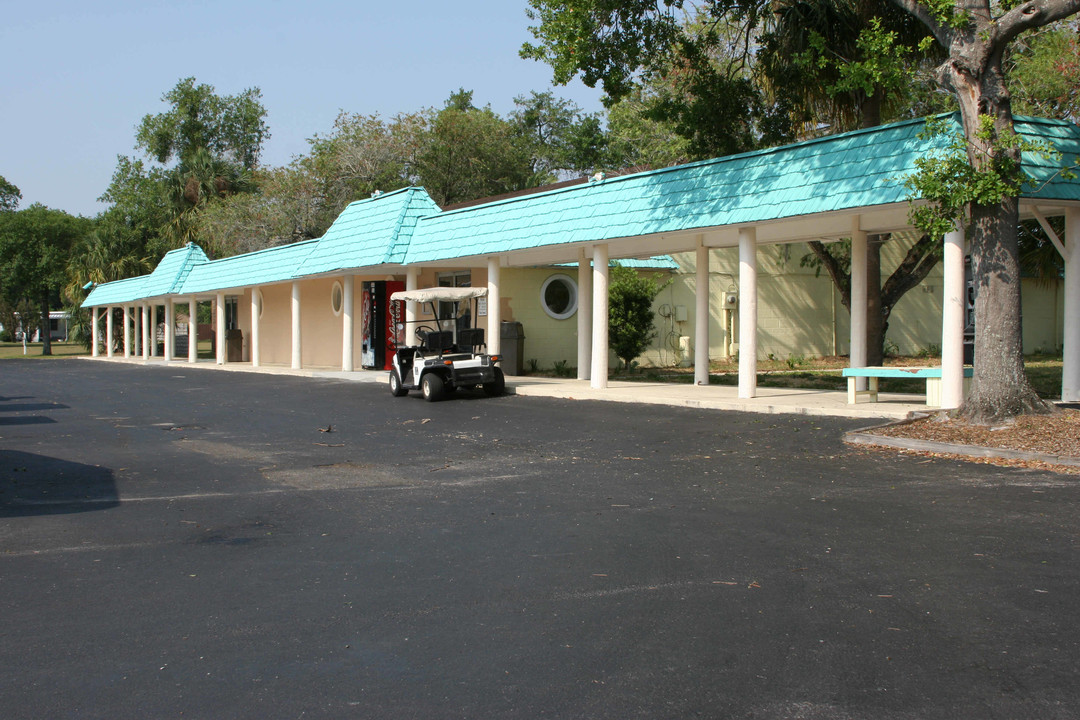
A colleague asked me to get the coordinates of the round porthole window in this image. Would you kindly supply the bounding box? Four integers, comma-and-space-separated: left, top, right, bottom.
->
540, 274, 577, 320
331, 281, 343, 316
254, 289, 264, 319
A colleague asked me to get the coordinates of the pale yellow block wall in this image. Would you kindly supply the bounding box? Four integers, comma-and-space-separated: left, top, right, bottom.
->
214, 237, 1066, 372
1022, 281, 1065, 353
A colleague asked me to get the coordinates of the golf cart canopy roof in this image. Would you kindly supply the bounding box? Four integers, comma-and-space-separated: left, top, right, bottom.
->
390, 287, 487, 303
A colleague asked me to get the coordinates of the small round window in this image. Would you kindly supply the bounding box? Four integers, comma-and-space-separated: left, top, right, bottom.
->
540, 274, 577, 320
254, 289, 264, 320
331, 281, 343, 316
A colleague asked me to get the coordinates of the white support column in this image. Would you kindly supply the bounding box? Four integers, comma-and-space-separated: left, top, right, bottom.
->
150, 304, 158, 357
342, 275, 354, 372
941, 224, 966, 409
122, 306, 131, 358
164, 301, 174, 362
141, 304, 149, 360
738, 228, 758, 399
405, 266, 419, 326
188, 297, 197, 363
250, 290, 261, 367
590, 244, 610, 389
850, 217, 868, 368
132, 304, 140, 357
291, 282, 302, 370
487, 258, 501, 356
1063, 208, 1080, 401
215, 292, 226, 365
91, 308, 100, 357
695, 241, 710, 386
577, 247, 592, 381
106, 307, 114, 358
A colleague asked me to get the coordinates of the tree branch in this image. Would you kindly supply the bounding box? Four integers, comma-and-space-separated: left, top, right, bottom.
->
993, 1, 1080, 51
881, 234, 941, 312
808, 241, 851, 310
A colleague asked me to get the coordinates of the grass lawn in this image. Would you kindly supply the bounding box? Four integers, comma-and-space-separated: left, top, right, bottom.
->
0, 342, 89, 360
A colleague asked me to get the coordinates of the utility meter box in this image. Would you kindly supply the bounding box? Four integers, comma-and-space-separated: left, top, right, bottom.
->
722, 292, 739, 309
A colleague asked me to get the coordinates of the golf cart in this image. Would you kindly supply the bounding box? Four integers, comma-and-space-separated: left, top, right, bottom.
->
387, 286, 505, 401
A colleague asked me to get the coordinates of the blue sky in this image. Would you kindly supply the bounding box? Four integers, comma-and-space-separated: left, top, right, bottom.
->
1, 0, 604, 217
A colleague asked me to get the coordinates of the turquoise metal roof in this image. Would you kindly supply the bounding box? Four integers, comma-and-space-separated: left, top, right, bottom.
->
81, 113, 1080, 308
81, 243, 210, 307
403, 113, 1080, 263
141, 243, 210, 296
82, 275, 150, 307
296, 187, 440, 276
181, 239, 318, 294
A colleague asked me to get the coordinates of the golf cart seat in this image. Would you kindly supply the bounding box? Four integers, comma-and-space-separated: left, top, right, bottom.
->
457, 327, 484, 353
421, 330, 455, 354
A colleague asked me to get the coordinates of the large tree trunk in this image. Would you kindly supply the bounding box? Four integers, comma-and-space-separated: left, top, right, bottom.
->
943, 25, 1050, 423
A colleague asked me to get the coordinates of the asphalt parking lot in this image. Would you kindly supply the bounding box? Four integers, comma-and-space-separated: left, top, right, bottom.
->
2, 359, 1079, 719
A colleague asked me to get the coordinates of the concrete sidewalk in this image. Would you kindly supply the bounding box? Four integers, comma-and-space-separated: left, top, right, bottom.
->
84, 355, 926, 420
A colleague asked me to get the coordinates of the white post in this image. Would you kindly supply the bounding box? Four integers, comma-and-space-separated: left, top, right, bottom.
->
590, 244, 609, 389
141, 304, 149, 360
91, 308, 100, 357
577, 247, 592, 380
122, 306, 131, 358
487, 258, 501, 356
164, 301, 174, 362
695, 241, 710, 386
405, 266, 419, 326
941, 224, 966, 409
250, 290, 261, 367
850, 217, 868, 370
188, 297, 197, 363
106, 307, 114, 358
291, 282, 302, 370
342, 276, 354, 372
216, 292, 226, 365
1063, 208, 1080, 401
132, 305, 139, 357
150, 304, 158, 357
738, 227, 758, 399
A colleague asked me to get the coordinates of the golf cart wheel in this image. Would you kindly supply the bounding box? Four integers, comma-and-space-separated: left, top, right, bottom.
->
483, 367, 506, 397
421, 373, 445, 402
389, 369, 408, 397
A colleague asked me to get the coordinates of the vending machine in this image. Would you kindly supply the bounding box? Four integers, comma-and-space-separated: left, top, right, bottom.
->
361, 280, 405, 370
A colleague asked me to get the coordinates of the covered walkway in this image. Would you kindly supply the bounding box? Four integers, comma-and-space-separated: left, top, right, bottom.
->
83, 355, 924, 420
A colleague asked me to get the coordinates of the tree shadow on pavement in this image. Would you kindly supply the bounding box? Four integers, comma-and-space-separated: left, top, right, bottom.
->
0, 450, 118, 517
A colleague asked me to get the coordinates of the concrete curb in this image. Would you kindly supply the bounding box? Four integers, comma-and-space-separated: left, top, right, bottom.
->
843, 412, 1080, 469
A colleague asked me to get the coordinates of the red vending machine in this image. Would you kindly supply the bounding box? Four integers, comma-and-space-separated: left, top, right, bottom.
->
361, 280, 405, 370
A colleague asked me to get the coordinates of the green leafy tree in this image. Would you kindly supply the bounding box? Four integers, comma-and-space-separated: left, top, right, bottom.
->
136, 77, 268, 171
0, 175, 21, 213
522, 1, 771, 157
608, 263, 667, 371
510, 90, 612, 179
892, 0, 1080, 423
0, 205, 91, 354
414, 91, 534, 206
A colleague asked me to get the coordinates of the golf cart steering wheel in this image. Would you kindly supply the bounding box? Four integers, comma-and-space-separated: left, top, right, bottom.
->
414, 325, 436, 340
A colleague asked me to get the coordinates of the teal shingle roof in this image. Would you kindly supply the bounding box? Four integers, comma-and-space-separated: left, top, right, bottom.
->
81, 113, 1080, 307
403, 113, 1080, 263
181, 239, 319, 295
295, 187, 440, 276
82, 243, 210, 307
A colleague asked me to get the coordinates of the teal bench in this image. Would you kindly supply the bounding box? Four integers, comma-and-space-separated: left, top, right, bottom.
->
842, 366, 973, 406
